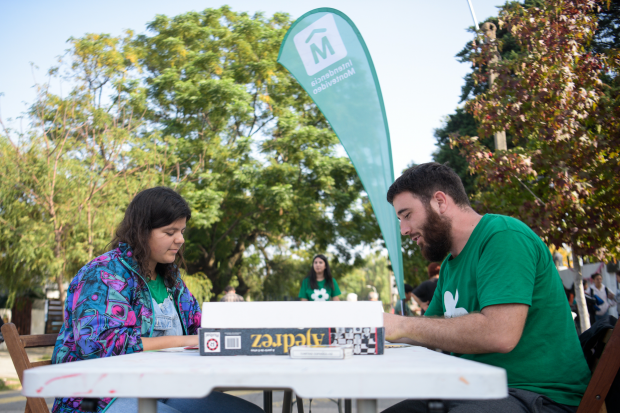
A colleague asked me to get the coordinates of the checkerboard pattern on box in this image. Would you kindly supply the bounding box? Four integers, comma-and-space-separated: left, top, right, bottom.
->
329, 327, 380, 355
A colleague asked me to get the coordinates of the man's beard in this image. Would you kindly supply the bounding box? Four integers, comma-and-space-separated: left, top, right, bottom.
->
418, 206, 452, 262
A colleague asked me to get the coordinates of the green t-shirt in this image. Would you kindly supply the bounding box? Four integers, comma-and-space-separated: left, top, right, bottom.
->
147, 274, 169, 304
298, 278, 341, 301
425, 214, 590, 406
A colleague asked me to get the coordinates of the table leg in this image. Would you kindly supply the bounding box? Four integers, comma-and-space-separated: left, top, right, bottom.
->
283, 390, 293, 413
138, 398, 157, 413
356, 399, 378, 413
345, 399, 352, 413
263, 390, 273, 413
296, 395, 304, 413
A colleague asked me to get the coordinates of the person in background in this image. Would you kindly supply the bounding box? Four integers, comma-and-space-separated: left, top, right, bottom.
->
411, 262, 440, 315
394, 284, 415, 316
220, 285, 245, 302
51, 187, 263, 413
582, 279, 597, 326
616, 271, 620, 315
368, 291, 379, 301
346, 292, 358, 302
585, 273, 613, 322
298, 254, 341, 301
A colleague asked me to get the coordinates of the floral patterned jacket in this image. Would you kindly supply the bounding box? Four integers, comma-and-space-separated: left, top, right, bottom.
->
51, 243, 202, 413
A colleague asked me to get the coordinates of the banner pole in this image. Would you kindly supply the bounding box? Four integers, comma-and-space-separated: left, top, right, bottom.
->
466, 0, 480, 31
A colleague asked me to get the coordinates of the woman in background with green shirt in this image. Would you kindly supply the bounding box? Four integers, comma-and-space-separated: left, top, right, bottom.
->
298, 254, 341, 301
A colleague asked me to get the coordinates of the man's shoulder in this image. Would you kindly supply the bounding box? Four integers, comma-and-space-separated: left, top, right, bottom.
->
482, 214, 533, 233
479, 214, 543, 247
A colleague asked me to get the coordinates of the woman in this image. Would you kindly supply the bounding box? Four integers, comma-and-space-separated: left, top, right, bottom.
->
298, 255, 341, 301
52, 187, 262, 413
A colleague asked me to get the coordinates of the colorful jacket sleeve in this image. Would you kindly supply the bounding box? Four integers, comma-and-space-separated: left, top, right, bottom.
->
177, 277, 202, 336
53, 266, 146, 364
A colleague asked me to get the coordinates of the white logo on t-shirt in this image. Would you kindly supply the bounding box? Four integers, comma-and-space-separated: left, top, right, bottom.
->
444, 290, 469, 318
311, 288, 330, 301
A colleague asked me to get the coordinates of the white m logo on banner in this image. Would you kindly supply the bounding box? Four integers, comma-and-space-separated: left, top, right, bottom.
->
293, 14, 348, 76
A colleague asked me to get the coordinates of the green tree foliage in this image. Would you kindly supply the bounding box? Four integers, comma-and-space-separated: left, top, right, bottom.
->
0, 33, 163, 304
433, 108, 488, 194
132, 8, 380, 298
591, 0, 620, 54
0, 8, 383, 303
339, 252, 392, 310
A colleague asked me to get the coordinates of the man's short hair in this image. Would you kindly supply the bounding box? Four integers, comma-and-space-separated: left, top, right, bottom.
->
591, 273, 602, 280
224, 285, 235, 293
404, 284, 414, 294
387, 162, 470, 207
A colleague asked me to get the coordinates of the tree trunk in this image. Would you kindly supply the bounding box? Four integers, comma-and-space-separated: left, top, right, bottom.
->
11, 296, 33, 335
88, 201, 94, 259
571, 247, 590, 333
56, 274, 66, 318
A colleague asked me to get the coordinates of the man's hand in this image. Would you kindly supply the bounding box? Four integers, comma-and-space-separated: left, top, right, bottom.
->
383, 304, 529, 354
384, 313, 405, 342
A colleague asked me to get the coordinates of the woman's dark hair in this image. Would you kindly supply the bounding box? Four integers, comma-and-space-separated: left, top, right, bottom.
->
111, 187, 191, 288
387, 162, 471, 207
427, 262, 441, 278
307, 254, 334, 291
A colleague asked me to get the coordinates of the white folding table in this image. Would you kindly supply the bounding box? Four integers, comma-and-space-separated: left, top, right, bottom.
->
22, 346, 507, 413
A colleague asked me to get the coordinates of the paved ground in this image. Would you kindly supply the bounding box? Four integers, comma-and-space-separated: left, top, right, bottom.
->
0, 389, 54, 413
0, 389, 403, 413
0, 349, 403, 412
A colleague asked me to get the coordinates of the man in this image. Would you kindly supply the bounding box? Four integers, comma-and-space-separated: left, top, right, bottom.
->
383, 163, 590, 413
220, 286, 244, 302
394, 284, 415, 316
585, 273, 612, 321
616, 271, 620, 315
412, 263, 440, 315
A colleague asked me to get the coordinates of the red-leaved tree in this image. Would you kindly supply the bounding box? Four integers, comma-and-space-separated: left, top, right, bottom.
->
452, 0, 620, 331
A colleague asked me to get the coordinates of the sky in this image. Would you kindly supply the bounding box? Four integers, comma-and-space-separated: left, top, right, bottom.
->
0, 0, 507, 177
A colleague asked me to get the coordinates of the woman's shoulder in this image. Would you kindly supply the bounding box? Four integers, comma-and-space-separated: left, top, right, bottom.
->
73, 247, 136, 284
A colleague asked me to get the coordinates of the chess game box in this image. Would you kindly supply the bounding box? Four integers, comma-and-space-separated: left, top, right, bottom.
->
198, 301, 385, 356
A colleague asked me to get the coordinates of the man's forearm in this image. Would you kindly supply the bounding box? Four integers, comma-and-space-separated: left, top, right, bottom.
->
384, 304, 528, 354
393, 314, 502, 353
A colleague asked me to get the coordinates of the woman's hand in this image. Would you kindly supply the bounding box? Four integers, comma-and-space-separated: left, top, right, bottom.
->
142, 335, 199, 351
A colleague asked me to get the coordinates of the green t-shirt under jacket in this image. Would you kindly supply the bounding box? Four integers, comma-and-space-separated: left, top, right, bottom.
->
298, 278, 341, 301
425, 214, 590, 406
147, 273, 169, 304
